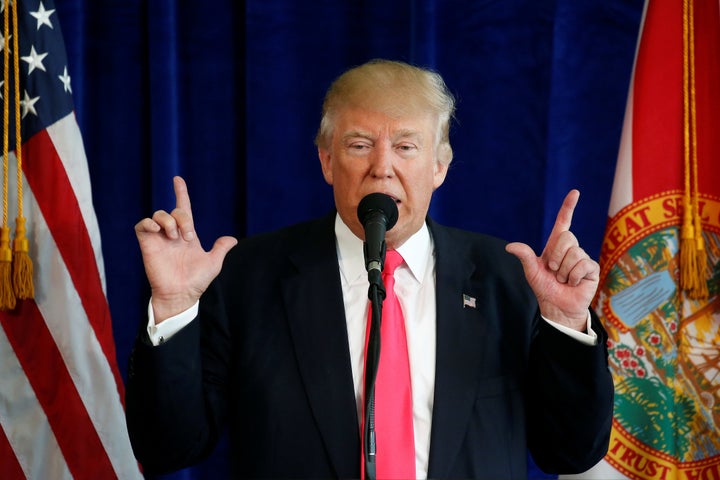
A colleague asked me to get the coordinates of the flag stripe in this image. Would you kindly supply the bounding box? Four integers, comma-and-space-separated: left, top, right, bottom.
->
0, 302, 115, 478
20, 116, 139, 477
691, 0, 720, 192
0, 421, 28, 480
22, 128, 125, 400
0, 131, 132, 478
47, 113, 109, 295
632, 0, 720, 200
632, 0, 683, 199
0, 319, 72, 479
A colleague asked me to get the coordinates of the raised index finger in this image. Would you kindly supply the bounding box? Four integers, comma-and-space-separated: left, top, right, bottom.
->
173, 176, 193, 217
172, 176, 197, 241
545, 189, 580, 247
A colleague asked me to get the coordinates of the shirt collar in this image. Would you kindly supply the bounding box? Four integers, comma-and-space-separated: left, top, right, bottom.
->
335, 213, 432, 286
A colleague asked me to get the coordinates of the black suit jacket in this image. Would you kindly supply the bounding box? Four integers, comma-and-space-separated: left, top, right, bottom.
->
126, 213, 613, 478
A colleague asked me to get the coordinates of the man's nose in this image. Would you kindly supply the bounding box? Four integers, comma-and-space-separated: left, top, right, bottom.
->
369, 145, 394, 178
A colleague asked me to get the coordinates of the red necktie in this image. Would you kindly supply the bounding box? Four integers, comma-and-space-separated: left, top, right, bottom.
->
370, 249, 416, 479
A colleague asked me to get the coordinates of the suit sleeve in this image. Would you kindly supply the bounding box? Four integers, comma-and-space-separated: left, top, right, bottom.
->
125, 285, 231, 474
525, 308, 614, 474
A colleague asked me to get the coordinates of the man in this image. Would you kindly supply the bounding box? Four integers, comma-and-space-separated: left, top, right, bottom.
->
126, 59, 613, 478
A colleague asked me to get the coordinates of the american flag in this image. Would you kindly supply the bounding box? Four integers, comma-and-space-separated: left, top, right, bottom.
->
0, 0, 141, 478
462, 294, 476, 309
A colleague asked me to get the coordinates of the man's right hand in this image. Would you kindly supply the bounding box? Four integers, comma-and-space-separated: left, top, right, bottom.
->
134, 176, 238, 323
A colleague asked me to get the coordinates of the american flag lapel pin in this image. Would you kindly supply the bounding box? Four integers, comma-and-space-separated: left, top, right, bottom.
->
462, 294, 477, 309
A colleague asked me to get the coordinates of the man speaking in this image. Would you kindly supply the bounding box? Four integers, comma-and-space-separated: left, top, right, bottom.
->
126, 59, 613, 479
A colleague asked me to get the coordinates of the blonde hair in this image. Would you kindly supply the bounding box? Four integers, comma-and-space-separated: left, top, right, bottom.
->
315, 59, 455, 165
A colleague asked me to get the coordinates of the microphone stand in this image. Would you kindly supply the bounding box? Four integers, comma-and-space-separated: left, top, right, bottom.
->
363, 247, 386, 480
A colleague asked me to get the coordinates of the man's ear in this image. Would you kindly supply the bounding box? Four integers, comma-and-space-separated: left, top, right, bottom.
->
318, 148, 334, 185
433, 159, 449, 190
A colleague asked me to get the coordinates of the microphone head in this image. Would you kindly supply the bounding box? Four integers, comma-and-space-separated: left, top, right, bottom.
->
357, 193, 399, 230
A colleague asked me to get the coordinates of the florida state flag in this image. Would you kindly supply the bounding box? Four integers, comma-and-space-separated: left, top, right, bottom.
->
590, 0, 720, 478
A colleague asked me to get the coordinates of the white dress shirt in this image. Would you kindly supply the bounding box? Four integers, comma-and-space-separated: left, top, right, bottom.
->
334, 215, 437, 478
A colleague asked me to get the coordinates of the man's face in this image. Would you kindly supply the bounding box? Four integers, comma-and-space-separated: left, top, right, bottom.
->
318, 106, 449, 249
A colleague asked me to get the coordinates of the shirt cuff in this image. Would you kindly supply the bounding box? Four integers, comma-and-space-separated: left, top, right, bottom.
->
146, 300, 199, 346
541, 311, 597, 346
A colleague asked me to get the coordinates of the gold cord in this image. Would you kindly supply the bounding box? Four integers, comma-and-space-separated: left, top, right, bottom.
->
679, 0, 707, 299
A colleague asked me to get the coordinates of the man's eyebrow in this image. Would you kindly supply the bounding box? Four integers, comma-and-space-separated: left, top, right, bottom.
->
341, 128, 424, 142
342, 130, 374, 141
395, 129, 423, 139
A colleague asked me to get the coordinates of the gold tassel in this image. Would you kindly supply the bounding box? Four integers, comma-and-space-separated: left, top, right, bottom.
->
679, 0, 708, 300
687, 0, 707, 300
689, 207, 708, 299
4, 0, 34, 303
0, 227, 17, 310
12, 216, 33, 299
679, 199, 698, 293
1, 0, 15, 310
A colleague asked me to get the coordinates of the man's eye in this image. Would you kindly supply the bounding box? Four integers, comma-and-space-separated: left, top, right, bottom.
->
397, 144, 417, 152
349, 143, 370, 150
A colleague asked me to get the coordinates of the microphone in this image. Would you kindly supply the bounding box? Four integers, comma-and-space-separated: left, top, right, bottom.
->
357, 192, 398, 480
357, 193, 399, 277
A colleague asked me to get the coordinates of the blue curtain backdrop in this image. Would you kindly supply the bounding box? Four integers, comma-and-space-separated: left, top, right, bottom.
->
54, 0, 643, 478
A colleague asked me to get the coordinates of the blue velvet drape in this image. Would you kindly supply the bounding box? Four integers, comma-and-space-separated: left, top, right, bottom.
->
55, 1, 643, 478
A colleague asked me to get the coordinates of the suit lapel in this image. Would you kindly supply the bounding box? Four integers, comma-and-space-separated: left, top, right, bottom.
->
426, 221, 491, 478
281, 214, 360, 476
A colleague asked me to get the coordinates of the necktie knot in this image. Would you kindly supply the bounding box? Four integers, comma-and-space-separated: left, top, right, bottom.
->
383, 250, 404, 277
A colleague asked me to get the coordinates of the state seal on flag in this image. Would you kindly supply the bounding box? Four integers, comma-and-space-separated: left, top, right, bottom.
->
595, 191, 720, 479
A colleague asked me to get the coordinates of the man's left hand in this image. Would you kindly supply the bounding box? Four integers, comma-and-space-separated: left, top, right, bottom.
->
505, 189, 599, 332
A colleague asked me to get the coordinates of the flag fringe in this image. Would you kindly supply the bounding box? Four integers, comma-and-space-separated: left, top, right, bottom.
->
689, 211, 708, 299
0, 226, 17, 310
13, 216, 34, 299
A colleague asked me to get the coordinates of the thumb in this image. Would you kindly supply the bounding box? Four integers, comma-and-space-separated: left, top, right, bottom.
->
208, 236, 239, 266
505, 242, 539, 278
